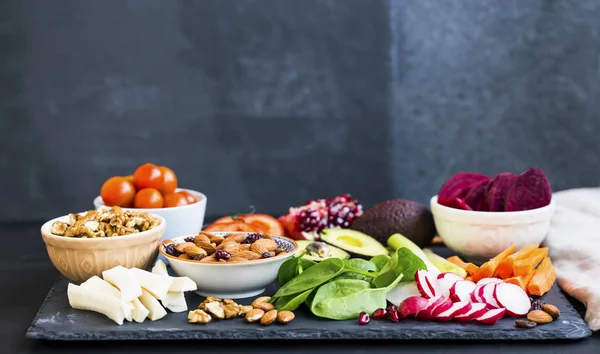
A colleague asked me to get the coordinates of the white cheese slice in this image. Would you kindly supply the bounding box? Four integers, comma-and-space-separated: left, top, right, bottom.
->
67, 283, 126, 325
138, 288, 167, 321
161, 291, 188, 313
151, 260, 197, 292
80, 275, 133, 321
102, 266, 142, 302
130, 298, 150, 323
169, 277, 197, 292
151, 260, 168, 276
129, 268, 173, 300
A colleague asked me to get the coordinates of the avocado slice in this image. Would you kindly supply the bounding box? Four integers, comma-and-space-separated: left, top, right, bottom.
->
387, 233, 439, 272
296, 240, 349, 262
320, 228, 388, 258
422, 248, 467, 278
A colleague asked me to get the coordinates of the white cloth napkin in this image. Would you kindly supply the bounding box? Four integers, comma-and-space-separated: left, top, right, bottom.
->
545, 188, 600, 331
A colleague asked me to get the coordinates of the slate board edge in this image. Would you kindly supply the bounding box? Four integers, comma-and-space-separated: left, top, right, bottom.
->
25, 277, 592, 341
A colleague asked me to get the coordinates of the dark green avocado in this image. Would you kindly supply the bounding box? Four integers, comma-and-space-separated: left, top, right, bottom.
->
296, 240, 350, 262
350, 199, 436, 248
320, 228, 388, 258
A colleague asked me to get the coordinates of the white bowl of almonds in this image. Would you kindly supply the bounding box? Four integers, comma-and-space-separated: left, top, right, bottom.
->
159, 232, 298, 299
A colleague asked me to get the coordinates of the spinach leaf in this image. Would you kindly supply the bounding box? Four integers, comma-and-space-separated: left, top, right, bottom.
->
274, 288, 314, 311
370, 254, 391, 271
310, 273, 404, 320
272, 258, 345, 298
373, 248, 426, 287
297, 258, 317, 274
344, 259, 377, 273
278, 257, 300, 286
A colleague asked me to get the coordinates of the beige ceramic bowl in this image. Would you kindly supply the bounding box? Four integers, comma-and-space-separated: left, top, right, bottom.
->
40, 213, 166, 283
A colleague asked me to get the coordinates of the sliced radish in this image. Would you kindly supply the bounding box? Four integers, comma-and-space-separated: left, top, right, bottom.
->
476, 278, 503, 286
493, 282, 531, 317
481, 283, 501, 308
425, 272, 442, 298
436, 301, 472, 322
437, 272, 464, 297
386, 281, 421, 307
398, 296, 430, 319
415, 270, 435, 299
450, 280, 476, 302
416, 297, 453, 320
476, 308, 506, 324
453, 303, 488, 322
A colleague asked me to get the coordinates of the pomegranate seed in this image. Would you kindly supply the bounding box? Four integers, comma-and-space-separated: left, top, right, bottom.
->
386, 305, 398, 313
358, 312, 370, 325
372, 308, 387, 320
388, 311, 400, 323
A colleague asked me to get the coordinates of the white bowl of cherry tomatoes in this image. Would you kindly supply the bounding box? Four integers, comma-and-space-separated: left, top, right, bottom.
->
93, 163, 207, 242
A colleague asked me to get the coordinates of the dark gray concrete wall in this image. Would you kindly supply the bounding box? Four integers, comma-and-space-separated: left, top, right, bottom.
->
2, 0, 600, 221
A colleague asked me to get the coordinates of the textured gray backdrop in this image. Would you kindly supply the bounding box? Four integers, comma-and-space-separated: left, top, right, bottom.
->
1, 0, 600, 222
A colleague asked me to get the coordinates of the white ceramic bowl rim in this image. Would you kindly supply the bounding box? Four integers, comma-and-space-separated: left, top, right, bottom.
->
93, 188, 206, 212
41, 212, 166, 243
161, 233, 299, 266
430, 195, 555, 224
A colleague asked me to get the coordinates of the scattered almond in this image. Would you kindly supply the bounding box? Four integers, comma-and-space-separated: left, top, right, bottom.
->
527, 310, 553, 324
260, 309, 278, 325
277, 310, 295, 324
245, 309, 264, 323
252, 296, 271, 308
258, 302, 275, 311
542, 304, 560, 319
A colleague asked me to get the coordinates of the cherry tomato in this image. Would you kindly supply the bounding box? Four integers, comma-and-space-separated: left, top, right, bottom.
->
133, 188, 164, 208
100, 176, 136, 207
177, 191, 197, 204
159, 166, 178, 194
133, 163, 163, 190
124, 175, 135, 185
163, 193, 189, 208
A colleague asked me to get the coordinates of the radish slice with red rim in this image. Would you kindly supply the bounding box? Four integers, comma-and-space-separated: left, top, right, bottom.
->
436, 301, 472, 322
416, 270, 435, 299
450, 280, 476, 303
476, 308, 506, 324
481, 283, 501, 308
476, 278, 503, 286
453, 303, 488, 322
438, 272, 464, 298
493, 282, 531, 317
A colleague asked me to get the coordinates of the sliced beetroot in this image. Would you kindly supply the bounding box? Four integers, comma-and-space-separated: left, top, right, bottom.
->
438, 172, 489, 201
486, 172, 517, 212
464, 180, 489, 211
438, 197, 473, 211
504, 168, 552, 212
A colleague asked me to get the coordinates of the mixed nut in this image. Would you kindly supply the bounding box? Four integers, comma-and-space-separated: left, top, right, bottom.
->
164, 232, 289, 263
516, 300, 560, 328
188, 296, 295, 325
51, 206, 160, 238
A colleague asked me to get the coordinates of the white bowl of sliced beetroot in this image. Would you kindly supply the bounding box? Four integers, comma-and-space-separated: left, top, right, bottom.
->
430, 168, 555, 263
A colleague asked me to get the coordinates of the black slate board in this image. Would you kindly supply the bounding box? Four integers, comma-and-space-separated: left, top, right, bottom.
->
27, 276, 591, 341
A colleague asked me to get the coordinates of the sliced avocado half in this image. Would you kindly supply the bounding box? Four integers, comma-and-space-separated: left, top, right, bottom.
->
320, 228, 388, 258
296, 240, 349, 262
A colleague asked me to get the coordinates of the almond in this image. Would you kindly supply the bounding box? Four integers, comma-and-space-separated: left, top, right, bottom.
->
254, 238, 278, 251
178, 253, 191, 259
527, 310, 553, 324
217, 242, 244, 253
193, 233, 211, 245
195, 240, 217, 255
209, 235, 224, 245
225, 234, 246, 243
260, 309, 278, 325
251, 296, 271, 308
231, 250, 261, 260
258, 302, 275, 311
175, 241, 196, 253
542, 304, 560, 319
245, 309, 264, 323
250, 242, 269, 255
277, 310, 295, 324
183, 245, 207, 258
200, 255, 217, 262
228, 257, 249, 263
